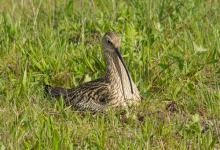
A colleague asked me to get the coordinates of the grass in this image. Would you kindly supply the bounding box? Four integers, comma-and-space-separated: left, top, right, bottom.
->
0, 0, 220, 149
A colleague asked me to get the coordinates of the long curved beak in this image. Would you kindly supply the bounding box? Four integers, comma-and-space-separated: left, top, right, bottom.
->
114, 48, 134, 94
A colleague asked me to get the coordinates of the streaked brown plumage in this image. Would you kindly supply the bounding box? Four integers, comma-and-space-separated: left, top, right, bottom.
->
45, 32, 141, 112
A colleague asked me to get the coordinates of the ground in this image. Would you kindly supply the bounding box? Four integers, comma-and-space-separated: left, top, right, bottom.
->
0, 0, 220, 149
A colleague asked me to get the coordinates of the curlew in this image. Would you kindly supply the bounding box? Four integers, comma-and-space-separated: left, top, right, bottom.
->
45, 32, 141, 112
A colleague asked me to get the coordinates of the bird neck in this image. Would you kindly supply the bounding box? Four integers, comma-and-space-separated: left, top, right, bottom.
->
105, 52, 122, 83
104, 51, 135, 100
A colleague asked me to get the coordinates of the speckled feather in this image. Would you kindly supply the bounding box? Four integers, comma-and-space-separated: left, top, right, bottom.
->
45, 78, 115, 112
45, 32, 141, 112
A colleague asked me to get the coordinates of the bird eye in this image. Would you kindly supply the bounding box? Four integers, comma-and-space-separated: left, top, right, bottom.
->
107, 39, 112, 44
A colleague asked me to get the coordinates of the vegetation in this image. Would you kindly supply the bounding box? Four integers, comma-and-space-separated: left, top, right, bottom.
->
0, 0, 219, 149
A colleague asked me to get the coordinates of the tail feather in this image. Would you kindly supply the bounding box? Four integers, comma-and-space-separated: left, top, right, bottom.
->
44, 84, 68, 98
